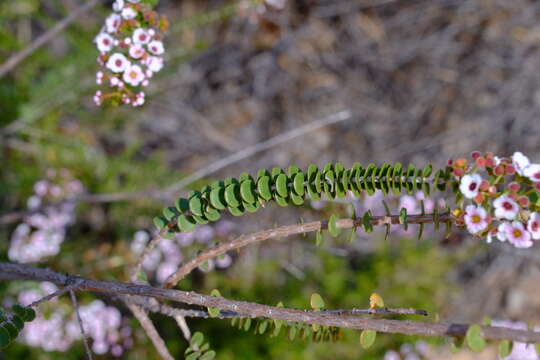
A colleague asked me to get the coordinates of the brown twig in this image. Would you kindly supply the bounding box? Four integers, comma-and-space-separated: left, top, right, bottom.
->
127, 303, 174, 360
70, 290, 94, 360
27, 279, 83, 308
1, 262, 538, 343
163, 213, 452, 288
0, 0, 102, 79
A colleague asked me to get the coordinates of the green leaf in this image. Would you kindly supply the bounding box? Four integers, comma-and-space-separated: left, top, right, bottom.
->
190, 332, 204, 347
258, 320, 268, 334
177, 214, 197, 232
186, 352, 201, 360
24, 307, 35, 322
243, 318, 251, 331
153, 216, 168, 230
189, 195, 205, 216
288, 326, 297, 341
240, 179, 256, 204
208, 290, 221, 318
310, 293, 325, 310
10, 315, 24, 331
369, 293, 384, 309
466, 324, 486, 352
200, 350, 216, 360
359, 329, 377, 349
209, 187, 227, 210
362, 211, 373, 233
275, 174, 289, 197
293, 172, 305, 196
224, 183, 241, 207
399, 207, 408, 231
257, 176, 272, 201
327, 214, 340, 237
0, 326, 10, 348
498, 340, 512, 357
315, 230, 323, 246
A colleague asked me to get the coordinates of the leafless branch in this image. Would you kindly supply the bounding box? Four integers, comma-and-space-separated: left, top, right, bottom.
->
127, 302, 174, 360
163, 212, 452, 288
70, 290, 94, 360
1, 262, 538, 343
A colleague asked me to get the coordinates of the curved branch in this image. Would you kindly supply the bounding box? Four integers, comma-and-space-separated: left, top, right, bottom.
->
163, 213, 452, 288
1, 262, 538, 343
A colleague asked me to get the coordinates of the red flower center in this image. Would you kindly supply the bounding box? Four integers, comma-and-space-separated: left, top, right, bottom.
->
534, 171, 540, 180
115, 59, 122, 67
503, 202, 513, 210
139, 34, 147, 41
469, 182, 477, 191
532, 222, 539, 232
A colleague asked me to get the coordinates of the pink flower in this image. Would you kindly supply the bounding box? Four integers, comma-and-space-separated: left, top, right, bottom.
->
497, 222, 510, 242
459, 174, 482, 199
147, 40, 164, 55
105, 13, 122, 33
132, 28, 150, 44
527, 212, 540, 240
464, 205, 489, 234
523, 164, 540, 183
122, 64, 145, 86
95, 33, 114, 52
505, 221, 532, 248
493, 195, 519, 220
147, 56, 163, 72
511, 152, 530, 176
106, 53, 130, 73
113, 0, 124, 12
121, 7, 137, 20
505, 221, 533, 248
128, 45, 145, 59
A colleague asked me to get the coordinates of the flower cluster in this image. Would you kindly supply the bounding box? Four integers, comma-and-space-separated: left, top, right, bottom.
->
132, 220, 236, 283
16, 283, 132, 356
9, 169, 85, 263
451, 152, 540, 248
93, 0, 168, 107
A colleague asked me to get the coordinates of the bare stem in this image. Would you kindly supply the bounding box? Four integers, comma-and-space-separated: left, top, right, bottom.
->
163, 213, 452, 288
70, 290, 94, 360
1, 262, 538, 343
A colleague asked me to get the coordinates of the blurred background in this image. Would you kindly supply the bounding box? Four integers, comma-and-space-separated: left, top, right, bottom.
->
1, 0, 540, 358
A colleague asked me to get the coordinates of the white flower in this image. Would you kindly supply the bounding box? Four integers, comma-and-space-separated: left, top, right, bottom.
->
123, 64, 145, 86
464, 205, 489, 234
147, 40, 164, 55
523, 164, 540, 183
133, 28, 150, 44
105, 13, 122, 33
113, 0, 124, 12
95, 33, 114, 52
128, 45, 145, 59
527, 212, 540, 240
121, 7, 137, 20
493, 195, 519, 220
127, 0, 140, 3
147, 56, 163, 72
512, 152, 530, 175
459, 174, 482, 199
106, 53, 130, 73
497, 222, 510, 242
505, 221, 533, 248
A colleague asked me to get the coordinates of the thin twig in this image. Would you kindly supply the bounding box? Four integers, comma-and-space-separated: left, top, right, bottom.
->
27, 279, 83, 308
70, 290, 94, 360
127, 303, 174, 360
321, 307, 428, 316
0, 0, 102, 79
2, 262, 539, 343
163, 213, 452, 288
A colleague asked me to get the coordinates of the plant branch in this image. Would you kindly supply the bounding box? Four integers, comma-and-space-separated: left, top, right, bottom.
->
163, 213, 452, 288
70, 290, 94, 360
1, 262, 538, 343
27, 279, 83, 308
127, 302, 174, 360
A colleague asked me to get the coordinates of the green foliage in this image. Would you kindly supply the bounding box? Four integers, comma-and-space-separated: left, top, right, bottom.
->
359, 330, 377, 349
185, 332, 215, 360
0, 305, 36, 349
465, 324, 486, 352
156, 163, 446, 234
